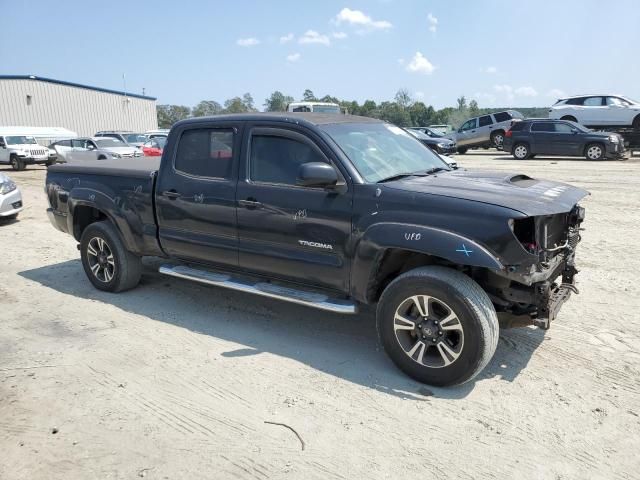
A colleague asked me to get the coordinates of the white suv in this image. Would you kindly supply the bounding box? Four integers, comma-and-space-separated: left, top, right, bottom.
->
549, 95, 640, 129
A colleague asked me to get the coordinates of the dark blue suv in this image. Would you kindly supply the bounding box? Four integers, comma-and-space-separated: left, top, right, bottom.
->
503, 119, 626, 160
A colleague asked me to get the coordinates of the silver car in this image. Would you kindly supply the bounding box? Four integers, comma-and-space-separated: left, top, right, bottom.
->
448, 110, 523, 153
50, 137, 142, 163
0, 172, 23, 220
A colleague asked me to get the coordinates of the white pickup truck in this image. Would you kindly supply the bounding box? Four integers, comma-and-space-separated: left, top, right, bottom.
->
0, 134, 53, 170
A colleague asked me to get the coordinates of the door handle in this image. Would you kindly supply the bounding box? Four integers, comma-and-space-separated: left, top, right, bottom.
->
238, 198, 263, 209
162, 190, 181, 200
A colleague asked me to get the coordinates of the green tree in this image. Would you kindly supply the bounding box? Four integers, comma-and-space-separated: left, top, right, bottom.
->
264, 91, 294, 111
192, 100, 223, 117
223, 97, 249, 113
456, 95, 467, 111
360, 100, 377, 117
378, 102, 411, 126
394, 88, 413, 109
242, 93, 256, 112
302, 89, 316, 101
469, 99, 479, 116
157, 104, 191, 128
408, 101, 434, 126
319, 94, 340, 104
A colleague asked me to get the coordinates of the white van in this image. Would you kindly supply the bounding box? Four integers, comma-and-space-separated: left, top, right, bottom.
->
287, 101, 342, 114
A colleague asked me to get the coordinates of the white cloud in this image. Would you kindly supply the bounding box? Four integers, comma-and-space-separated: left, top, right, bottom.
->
333, 8, 392, 30
515, 86, 538, 97
406, 52, 435, 75
279, 33, 294, 44
547, 88, 566, 98
427, 13, 438, 33
494, 84, 515, 101
286, 53, 301, 63
299, 30, 331, 46
483, 66, 497, 74
236, 37, 260, 47
332, 31, 348, 39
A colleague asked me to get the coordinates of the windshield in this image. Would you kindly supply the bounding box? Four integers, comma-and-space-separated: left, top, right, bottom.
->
322, 122, 450, 183
313, 105, 340, 113
125, 133, 147, 143
95, 138, 125, 148
6, 136, 37, 145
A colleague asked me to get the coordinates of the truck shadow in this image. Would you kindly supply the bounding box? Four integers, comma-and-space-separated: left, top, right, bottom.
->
19, 258, 545, 400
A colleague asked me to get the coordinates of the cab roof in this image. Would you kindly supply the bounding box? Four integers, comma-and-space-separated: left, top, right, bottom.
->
177, 112, 382, 128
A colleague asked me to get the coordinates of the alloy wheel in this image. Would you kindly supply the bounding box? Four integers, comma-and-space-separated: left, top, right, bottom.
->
393, 295, 464, 368
493, 134, 504, 148
514, 145, 528, 159
587, 145, 602, 160
86, 236, 116, 283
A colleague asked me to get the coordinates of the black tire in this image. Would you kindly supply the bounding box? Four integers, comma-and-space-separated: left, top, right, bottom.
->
490, 130, 505, 150
513, 142, 531, 160
584, 143, 605, 161
10, 156, 25, 171
561, 115, 578, 123
456, 147, 468, 154
376, 266, 499, 386
80, 220, 142, 292
632, 115, 640, 131
0, 213, 18, 221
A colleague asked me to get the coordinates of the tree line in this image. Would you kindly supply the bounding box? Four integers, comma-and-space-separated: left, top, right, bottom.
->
156, 88, 548, 129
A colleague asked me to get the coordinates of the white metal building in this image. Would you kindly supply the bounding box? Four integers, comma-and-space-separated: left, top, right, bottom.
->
0, 75, 158, 137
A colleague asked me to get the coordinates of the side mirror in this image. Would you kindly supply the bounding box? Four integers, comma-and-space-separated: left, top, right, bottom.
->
297, 162, 338, 188
571, 128, 578, 134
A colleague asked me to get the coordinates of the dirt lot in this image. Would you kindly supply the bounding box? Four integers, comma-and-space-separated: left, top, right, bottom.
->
1, 151, 639, 480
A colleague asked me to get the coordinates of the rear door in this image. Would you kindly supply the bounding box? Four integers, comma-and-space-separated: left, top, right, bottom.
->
236, 124, 352, 292
155, 122, 241, 267
529, 122, 556, 154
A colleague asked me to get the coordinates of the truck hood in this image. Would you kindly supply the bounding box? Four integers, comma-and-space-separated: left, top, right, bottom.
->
384, 169, 589, 216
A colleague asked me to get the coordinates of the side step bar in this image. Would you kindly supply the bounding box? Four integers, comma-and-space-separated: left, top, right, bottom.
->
159, 264, 357, 314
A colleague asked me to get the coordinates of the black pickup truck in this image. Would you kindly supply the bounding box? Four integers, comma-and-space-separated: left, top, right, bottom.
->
45, 113, 588, 386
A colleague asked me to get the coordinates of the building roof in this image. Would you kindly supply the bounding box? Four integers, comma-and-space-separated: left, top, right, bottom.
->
0, 75, 156, 101
178, 112, 381, 128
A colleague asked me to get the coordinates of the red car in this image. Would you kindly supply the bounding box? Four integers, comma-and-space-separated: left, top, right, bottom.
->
141, 137, 166, 157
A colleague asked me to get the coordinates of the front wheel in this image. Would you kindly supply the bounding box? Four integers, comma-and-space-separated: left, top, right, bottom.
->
585, 143, 605, 161
376, 266, 499, 386
10, 156, 25, 171
457, 147, 468, 154
80, 220, 142, 292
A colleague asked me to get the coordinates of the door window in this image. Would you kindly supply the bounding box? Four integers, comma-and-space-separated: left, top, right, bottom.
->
250, 133, 327, 186
606, 97, 630, 107
583, 97, 604, 106
530, 122, 555, 132
174, 128, 234, 179
566, 97, 585, 105
554, 123, 574, 133
71, 139, 88, 149
493, 112, 512, 122
478, 115, 493, 127
460, 119, 477, 131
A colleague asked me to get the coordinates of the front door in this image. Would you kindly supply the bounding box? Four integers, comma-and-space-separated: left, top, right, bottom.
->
552, 122, 581, 156
155, 123, 241, 267
236, 125, 352, 292
456, 118, 478, 147
0, 137, 9, 163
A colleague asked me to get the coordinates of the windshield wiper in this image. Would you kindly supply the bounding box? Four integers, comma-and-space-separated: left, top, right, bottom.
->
423, 166, 450, 175
377, 172, 428, 183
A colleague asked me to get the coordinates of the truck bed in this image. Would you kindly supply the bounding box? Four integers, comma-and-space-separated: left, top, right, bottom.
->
48, 157, 161, 178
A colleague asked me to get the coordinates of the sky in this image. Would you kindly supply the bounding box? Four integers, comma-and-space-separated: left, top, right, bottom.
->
2, 0, 639, 110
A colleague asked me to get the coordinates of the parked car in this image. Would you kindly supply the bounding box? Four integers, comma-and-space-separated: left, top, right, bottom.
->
45, 113, 589, 387
95, 131, 148, 148
0, 135, 53, 170
406, 128, 457, 155
146, 129, 170, 139
447, 110, 524, 153
503, 119, 625, 160
50, 137, 142, 163
428, 124, 455, 135
548, 95, 640, 129
141, 137, 166, 157
0, 173, 23, 220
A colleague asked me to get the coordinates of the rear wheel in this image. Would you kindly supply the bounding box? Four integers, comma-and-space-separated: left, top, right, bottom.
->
632, 115, 640, 131
457, 147, 468, 154
80, 220, 142, 292
490, 131, 505, 150
585, 143, 605, 161
561, 115, 578, 123
376, 266, 499, 386
513, 143, 530, 160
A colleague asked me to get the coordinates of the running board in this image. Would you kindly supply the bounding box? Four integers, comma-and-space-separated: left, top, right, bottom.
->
159, 264, 357, 314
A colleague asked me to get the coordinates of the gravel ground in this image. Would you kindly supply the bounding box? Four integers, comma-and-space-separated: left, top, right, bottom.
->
1, 151, 639, 480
